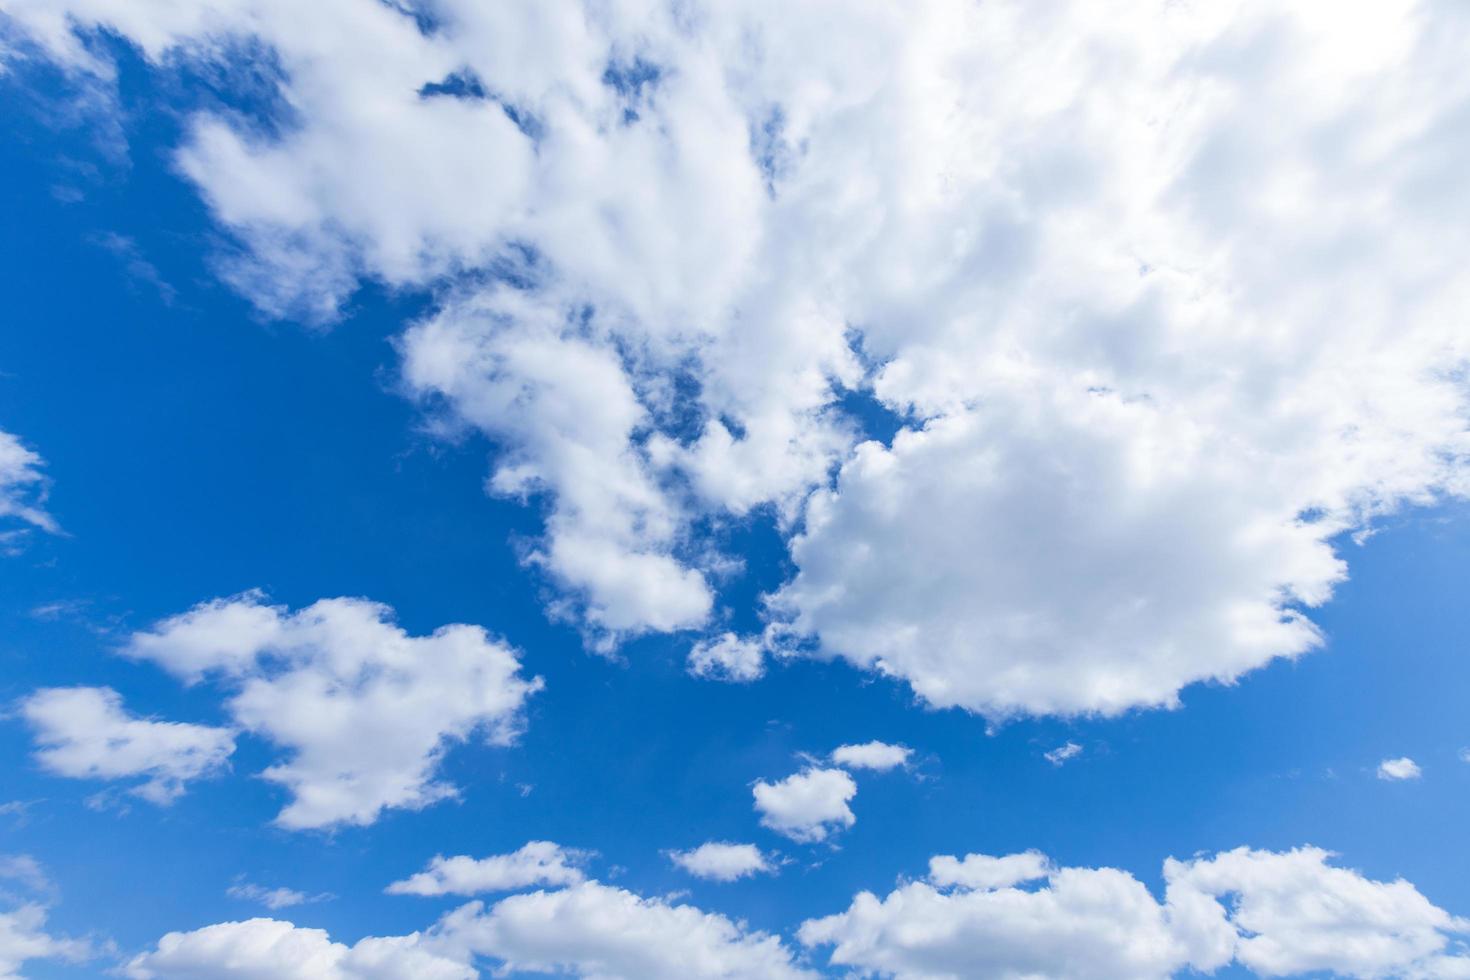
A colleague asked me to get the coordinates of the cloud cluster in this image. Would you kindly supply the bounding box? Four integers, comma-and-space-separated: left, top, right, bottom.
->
128, 879, 814, 980
0, 856, 89, 980
10, 0, 1470, 713
830, 741, 910, 772
125, 592, 541, 828
20, 686, 235, 804
801, 845, 1470, 980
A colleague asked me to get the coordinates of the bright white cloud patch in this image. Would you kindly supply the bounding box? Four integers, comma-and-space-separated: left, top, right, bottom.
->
386, 842, 587, 897
10, 0, 1470, 711
125, 592, 542, 828
20, 686, 234, 804
830, 741, 910, 772
122, 917, 473, 980
687, 633, 765, 683
803, 845, 1470, 980
668, 843, 774, 882
0, 428, 57, 546
436, 880, 815, 980
752, 767, 856, 843
1379, 757, 1423, 781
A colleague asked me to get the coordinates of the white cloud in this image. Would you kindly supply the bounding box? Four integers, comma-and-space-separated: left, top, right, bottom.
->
0, 428, 57, 543
802, 845, 1470, 980
125, 592, 542, 829
127, 881, 816, 980
0, 856, 90, 980
20, 686, 234, 804
1045, 742, 1083, 766
227, 882, 329, 911
122, 917, 473, 980
386, 842, 587, 897
668, 843, 775, 882
10, 1, 1470, 711
1379, 757, 1424, 781
435, 880, 816, 979
830, 741, 911, 772
688, 633, 765, 683
752, 767, 856, 843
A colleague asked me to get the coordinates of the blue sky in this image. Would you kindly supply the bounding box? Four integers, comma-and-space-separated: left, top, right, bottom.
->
2, 3, 1470, 978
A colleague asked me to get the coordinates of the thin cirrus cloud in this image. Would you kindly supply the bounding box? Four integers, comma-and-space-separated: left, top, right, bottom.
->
123, 591, 542, 829
0, 428, 58, 547
19, 686, 235, 804
385, 842, 588, 897
11, 2, 1470, 716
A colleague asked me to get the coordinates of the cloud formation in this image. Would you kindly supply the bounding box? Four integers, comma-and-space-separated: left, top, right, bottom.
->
8, 0, 1470, 718
668, 842, 775, 882
386, 842, 588, 897
753, 767, 857, 843
802, 845, 1470, 980
830, 741, 910, 772
125, 592, 541, 828
0, 428, 57, 546
20, 686, 234, 804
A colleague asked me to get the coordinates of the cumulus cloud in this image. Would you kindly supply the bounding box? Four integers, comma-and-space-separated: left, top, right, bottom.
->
20, 686, 235, 804
829, 741, 910, 772
0, 428, 57, 545
386, 842, 588, 897
1379, 757, 1423, 781
668, 843, 775, 882
128, 881, 814, 980
752, 767, 856, 843
435, 880, 815, 979
687, 633, 765, 683
122, 917, 472, 980
125, 592, 542, 828
802, 845, 1470, 980
9, 1, 1470, 713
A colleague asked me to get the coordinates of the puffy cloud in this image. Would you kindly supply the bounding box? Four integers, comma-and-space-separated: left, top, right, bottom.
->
386, 841, 587, 897
687, 634, 765, 683
125, 592, 542, 828
1045, 742, 1083, 766
0, 428, 57, 544
802, 845, 1470, 980
1171, 846, 1470, 979
668, 843, 775, 882
122, 917, 473, 980
1379, 757, 1423, 781
829, 741, 910, 772
10, 1, 1470, 711
435, 880, 816, 980
127, 881, 816, 980
752, 768, 856, 843
20, 686, 235, 804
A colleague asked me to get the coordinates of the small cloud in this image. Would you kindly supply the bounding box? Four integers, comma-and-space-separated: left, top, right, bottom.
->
227, 879, 331, 910
1045, 741, 1083, 767
667, 842, 776, 882
1377, 757, 1422, 781
688, 633, 765, 683
830, 741, 911, 772
1458, 748, 1470, 764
